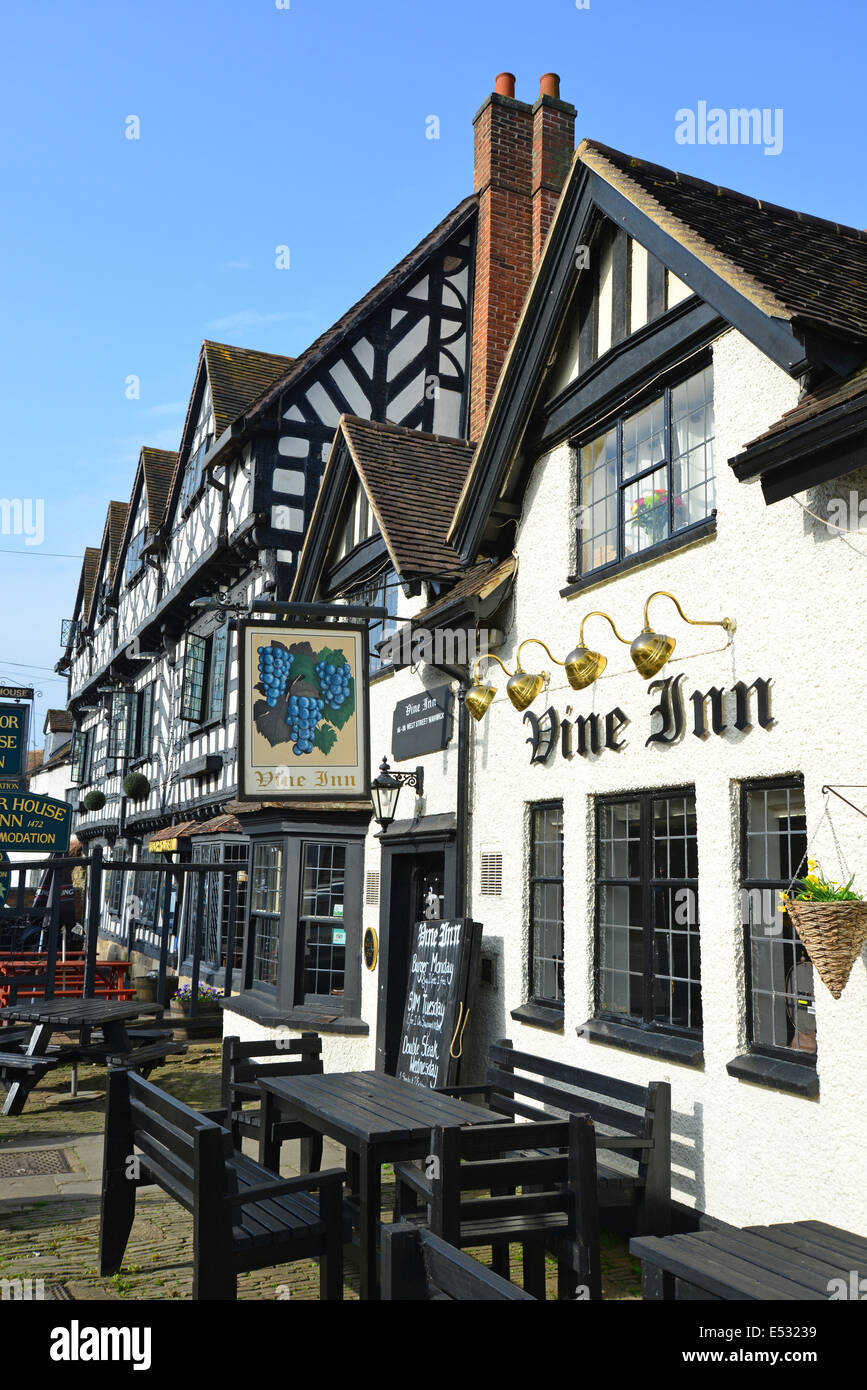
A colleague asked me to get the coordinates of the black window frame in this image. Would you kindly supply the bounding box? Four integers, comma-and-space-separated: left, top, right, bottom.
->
594, 786, 702, 1040
527, 801, 565, 1010
575, 363, 715, 580
125, 525, 148, 583
180, 626, 228, 726
247, 839, 284, 995
296, 839, 349, 1007
128, 683, 154, 761
70, 728, 94, 785
740, 776, 816, 1068
343, 568, 399, 676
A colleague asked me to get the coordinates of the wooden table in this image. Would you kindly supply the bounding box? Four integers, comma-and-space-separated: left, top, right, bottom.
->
0, 998, 164, 1116
631, 1220, 867, 1300
258, 1069, 502, 1300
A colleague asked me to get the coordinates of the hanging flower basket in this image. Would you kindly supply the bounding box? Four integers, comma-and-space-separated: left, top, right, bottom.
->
785, 901, 867, 1000
82, 790, 106, 812
123, 772, 150, 800
782, 861, 867, 999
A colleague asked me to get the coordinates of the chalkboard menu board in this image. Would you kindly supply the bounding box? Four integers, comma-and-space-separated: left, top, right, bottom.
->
395, 918, 482, 1090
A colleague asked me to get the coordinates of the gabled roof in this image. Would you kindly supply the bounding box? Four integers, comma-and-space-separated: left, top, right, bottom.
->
202, 341, 296, 438
449, 140, 867, 564
140, 447, 178, 530
245, 196, 478, 426
414, 555, 517, 624
79, 547, 101, 626
164, 341, 296, 520
293, 415, 476, 597
85, 502, 128, 623
581, 142, 867, 342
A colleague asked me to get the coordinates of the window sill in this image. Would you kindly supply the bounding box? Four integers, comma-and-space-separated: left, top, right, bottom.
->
369, 665, 395, 685
561, 517, 717, 600
578, 1017, 704, 1067
511, 1002, 564, 1033
125, 567, 146, 590
186, 716, 224, 739
726, 1052, 818, 1099
221, 992, 369, 1036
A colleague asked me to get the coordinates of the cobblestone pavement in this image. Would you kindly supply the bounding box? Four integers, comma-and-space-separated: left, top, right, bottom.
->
0, 1044, 642, 1301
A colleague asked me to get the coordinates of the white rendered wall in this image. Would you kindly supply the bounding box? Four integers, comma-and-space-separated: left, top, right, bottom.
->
464, 327, 867, 1233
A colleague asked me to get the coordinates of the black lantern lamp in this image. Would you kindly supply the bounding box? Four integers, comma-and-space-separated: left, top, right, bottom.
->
371, 757, 424, 831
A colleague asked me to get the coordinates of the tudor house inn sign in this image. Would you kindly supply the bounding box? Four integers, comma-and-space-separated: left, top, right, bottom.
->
524, 674, 774, 765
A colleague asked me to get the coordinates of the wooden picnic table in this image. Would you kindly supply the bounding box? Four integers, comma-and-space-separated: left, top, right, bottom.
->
0, 998, 166, 1116
258, 1069, 504, 1300
631, 1220, 867, 1300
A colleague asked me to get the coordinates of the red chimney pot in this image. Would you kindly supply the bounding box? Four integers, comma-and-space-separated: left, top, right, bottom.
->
495, 72, 516, 99
539, 73, 561, 100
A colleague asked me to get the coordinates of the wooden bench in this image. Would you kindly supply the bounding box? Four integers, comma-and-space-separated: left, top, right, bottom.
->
382, 1224, 535, 1301
0, 956, 135, 1006
427, 1114, 601, 1300
395, 1038, 671, 1238
78, 1037, 188, 1078
219, 1033, 324, 1172
100, 1069, 346, 1300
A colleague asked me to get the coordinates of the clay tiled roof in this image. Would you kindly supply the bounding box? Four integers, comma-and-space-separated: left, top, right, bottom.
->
44, 709, 74, 733
106, 500, 130, 586
26, 749, 43, 773
744, 363, 867, 447
141, 447, 178, 529
202, 342, 296, 439
245, 197, 478, 424
580, 141, 867, 341
415, 555, 517, 622
339, 416, 476, 580
81, 547, 101, 625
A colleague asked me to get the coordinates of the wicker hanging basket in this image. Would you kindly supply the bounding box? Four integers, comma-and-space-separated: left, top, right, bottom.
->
785, 900, 867, 1000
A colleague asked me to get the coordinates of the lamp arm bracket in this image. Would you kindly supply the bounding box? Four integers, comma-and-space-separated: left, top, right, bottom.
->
516, 637, 565, 672
579, 610, 631, 646
473, 653, 513, 683
644, 589, 735, 636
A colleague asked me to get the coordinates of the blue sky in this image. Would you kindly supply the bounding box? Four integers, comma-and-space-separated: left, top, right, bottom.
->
1, 0, 863, 745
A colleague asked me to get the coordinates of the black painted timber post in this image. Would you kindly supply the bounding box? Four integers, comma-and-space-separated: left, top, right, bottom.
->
83, 845, 103, 999
223, 872, 238, 999
189, 871, 206, 1018
156, 869, 172, 1008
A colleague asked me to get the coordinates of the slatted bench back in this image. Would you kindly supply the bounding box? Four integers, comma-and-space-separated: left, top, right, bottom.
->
221, 1032, 323, 1107
486, 1041, 657, 1166
431, 1117, 590, 1245
110, 1070, 231, 1215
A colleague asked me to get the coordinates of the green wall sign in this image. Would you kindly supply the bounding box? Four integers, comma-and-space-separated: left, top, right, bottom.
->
0, 792, 72, 853
0, 703, 28, 781
0, 850, 9, 907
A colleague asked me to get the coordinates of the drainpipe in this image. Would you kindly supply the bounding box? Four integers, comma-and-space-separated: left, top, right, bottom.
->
430, 662, 470, 917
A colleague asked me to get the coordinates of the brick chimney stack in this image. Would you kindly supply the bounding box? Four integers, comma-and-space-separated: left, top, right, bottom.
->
532, 74, 577, 264
469, 73, 575, 443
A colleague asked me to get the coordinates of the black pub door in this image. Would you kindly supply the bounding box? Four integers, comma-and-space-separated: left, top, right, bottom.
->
380, 851, 445, 1074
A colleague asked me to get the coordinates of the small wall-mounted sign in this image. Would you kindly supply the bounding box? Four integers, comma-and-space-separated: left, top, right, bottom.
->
0, 686, 34, 701
363, 927, 378, 971
392, 685, 453, 762
333, 928, 347, 946
150, 838, 179, 854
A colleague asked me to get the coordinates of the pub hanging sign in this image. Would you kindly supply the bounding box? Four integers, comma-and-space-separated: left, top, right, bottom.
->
0, 702, 29, 783
237, 621, 370, 802
0, 791, 73, 853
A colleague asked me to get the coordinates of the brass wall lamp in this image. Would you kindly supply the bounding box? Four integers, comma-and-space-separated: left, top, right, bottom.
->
465, 654, 513, 722
507, 638, 564, 712
631, 590, 736, 679
564, 611, 631, 690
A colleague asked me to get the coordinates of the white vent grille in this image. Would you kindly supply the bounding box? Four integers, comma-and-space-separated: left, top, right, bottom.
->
365, 871, 380, 906
480, 852, 503, 896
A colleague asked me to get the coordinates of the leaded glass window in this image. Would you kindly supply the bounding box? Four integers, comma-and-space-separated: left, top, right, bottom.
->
528, 803, 564, 1006
250, 842, 282, 987
577, 365, 714, 575
596, 790, 701, 1034
298, 842, 347, 1000
742, 780, 815, 1060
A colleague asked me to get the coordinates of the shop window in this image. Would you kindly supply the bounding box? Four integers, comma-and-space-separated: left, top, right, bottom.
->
595, 790, 701, 1035
741, 779, 815, 1062
528, 803, 564, 1007
249, 842, 282, 988
298, 841, 347, 1002
577, 365, 714, 576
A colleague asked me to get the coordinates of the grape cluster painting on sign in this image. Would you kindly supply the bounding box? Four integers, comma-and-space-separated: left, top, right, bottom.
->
238, 622, 370, 802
